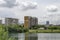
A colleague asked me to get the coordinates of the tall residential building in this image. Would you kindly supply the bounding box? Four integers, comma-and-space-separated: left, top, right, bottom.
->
5, 18, 19, 25
46, 21, 49, 25
46, 21, 49, 27
0, 20, 2, 24
24, 16, 38, 29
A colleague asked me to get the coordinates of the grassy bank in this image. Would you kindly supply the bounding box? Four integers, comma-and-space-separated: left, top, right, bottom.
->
29, 29, 60, 33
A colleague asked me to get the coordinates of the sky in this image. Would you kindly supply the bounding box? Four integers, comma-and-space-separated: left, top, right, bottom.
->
0, 0, 60, 25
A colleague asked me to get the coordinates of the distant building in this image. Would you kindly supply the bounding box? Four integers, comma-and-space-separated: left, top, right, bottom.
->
0, 20, 2, 24
46, 21, 49, 25
31, 17, 38, 26
5, 18, 19, 25
46, 21, 50, 27
24, 16, 38, 29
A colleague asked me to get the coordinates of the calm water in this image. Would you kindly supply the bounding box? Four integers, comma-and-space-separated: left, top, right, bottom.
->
38, 33, 60, 40
10, 33, 60, 40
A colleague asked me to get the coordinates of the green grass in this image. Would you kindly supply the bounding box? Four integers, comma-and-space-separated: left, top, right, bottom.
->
29, 29, 60, 33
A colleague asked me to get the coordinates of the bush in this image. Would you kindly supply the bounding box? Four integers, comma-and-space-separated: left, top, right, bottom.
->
0, 24, 17, 40
48, 26, 60, 30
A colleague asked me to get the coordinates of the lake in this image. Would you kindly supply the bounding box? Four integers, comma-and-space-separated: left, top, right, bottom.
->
10, 33, 60, 40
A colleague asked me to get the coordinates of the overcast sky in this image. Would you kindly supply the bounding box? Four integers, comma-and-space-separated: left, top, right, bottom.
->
0, 0, 60, 25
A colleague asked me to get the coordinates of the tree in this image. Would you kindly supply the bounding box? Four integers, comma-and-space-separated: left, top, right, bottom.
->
0, 24, 17, 40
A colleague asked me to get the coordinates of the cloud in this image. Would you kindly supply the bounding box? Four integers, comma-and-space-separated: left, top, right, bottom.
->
20, 1, 38, 10
46, 5, 58, 12
0, 10, 16, 18
0, 0, 18, 8
47, 13, 60, 25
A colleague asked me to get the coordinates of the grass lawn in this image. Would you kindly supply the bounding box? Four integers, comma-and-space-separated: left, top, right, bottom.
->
29, 29, 60, 33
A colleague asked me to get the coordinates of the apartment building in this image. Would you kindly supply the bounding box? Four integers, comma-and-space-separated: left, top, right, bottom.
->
0, 20, 2, 24
24, 16, 38, 29
46, 21, 49, 25
5, 18, 19, 25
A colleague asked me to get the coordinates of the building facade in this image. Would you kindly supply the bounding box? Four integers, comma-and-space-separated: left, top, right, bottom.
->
0, 20, 2, 24
5, 18, 19, 25
46, 21, 49, 25
24, 16, 38, 29
45, 21, 50, 28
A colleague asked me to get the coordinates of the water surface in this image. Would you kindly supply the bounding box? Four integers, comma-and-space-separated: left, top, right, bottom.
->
10, 33, 60, 40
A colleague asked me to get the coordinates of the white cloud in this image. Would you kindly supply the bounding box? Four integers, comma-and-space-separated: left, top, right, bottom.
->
0, 10, 16, 18
47, 13, 60, 25
0, 0, 60, 24
0, 0, 18, 8
46, 5, 58, 12
19, 1, 38, 10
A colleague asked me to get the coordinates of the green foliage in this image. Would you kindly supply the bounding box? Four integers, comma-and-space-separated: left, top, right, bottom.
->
38, 25, 45, 28
30, 25, 46, 29
0, 25, 8, 40
7, 24, 28, 33
0, 24, 17, 40
48, 26, 60, 30
8, 37, 17, 40
30, 25, 40, 29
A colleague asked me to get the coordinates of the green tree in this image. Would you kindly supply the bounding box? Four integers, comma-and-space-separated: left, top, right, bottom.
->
0, 24, 17, 40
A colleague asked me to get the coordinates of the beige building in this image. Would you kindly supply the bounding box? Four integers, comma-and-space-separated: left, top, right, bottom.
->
5, 18, 19, 25
24, 16, 38, 29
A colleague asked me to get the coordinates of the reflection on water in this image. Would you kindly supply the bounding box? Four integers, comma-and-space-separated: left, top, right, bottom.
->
10, 33, 60, 40
25, 33, 38, 40
38, 33, 60, 40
